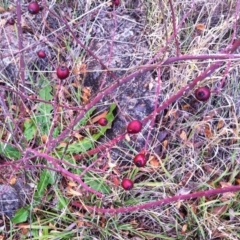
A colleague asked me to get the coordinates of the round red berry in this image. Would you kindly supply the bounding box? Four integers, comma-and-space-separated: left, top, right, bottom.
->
112, 0, 120, 6
37, 50, 46, 59
133, 154, 147, 167
98, 118, 108, 126
127, 120, 142, 134
28, 1, 40, 15
121, 178, 134, 190
7, 18, 15, 25
195, 86, 211, 102
56, 66, 70, 80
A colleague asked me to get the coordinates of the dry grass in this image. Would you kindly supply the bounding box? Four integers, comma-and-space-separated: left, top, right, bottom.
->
0, 0, 240, 239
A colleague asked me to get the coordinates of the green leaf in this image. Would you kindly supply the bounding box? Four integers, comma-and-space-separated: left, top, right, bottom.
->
84, 173, 111, 194
23, 119, 37, 141
39, 81, 53, 101
33, 79, 54, 135
56, 104, 116, 155
60, 138, 94, 154
12, 208, 29, 223
34, 169, 55, 203
75, 107, 96, 129
53, 126, 60, 138
54, 188, 68, 210
0, 143, 22, 159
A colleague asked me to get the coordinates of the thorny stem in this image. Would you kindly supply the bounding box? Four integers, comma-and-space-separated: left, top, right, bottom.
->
143, 39, 240, 123
73, 185, 240, 214
72, 41, 240, 162
16, 0, 25, 89
72, 49, 240, 160
168, 0, 180, 56
74, 134, 125, 161
216, 0, 240, 92
143, 61, 222, 123
49, 51, 240, 152
45, 80, 62, 153
26, 149, 103, 198
99, 4, 118, 90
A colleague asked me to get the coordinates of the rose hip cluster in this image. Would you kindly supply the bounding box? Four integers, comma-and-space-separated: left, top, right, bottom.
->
27, 0, 212, 192
121, 120, 146, 191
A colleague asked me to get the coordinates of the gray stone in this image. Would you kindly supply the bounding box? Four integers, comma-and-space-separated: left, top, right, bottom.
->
0, 184, 20, 218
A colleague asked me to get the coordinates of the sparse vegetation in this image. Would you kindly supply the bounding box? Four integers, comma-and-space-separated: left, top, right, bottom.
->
0, 0, 240, 239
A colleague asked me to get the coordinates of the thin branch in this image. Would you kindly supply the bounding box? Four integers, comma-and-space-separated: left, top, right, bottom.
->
168, 0, 180, 56
16, 0, 25, 89
26, 149, 104, 198
73, 185, 240, 214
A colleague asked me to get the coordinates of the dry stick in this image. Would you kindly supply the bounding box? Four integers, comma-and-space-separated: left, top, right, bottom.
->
73, 185, 240, 214
168, 0, 180, 56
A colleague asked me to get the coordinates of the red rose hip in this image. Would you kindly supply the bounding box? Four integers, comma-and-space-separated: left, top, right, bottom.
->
121, 178, 134, 190
127, 120, 142, 134
37, 50, 46, 59
56, 66, 70, 80
133, 154, 147, 167
98, 117, 108, 126
112, 0, 120, 6
28, 1, 40, 14
7, 18, 15, 25
195, 86, 211, 102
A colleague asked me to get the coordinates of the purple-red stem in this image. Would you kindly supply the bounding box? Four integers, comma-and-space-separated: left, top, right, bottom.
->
49, 50, 240, 152
73, 185, 240, 214
26, 149, 103, 197
74, 134, 125, 160
16, 0, 25, 88
99, 5, 117, 90
168, 0, 180, 56
216, 0, 240, 92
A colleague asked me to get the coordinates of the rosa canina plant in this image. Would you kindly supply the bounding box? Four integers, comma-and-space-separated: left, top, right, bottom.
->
0, 0, 240, 238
